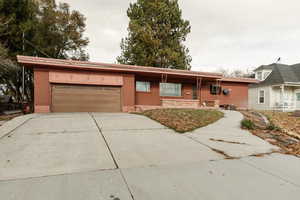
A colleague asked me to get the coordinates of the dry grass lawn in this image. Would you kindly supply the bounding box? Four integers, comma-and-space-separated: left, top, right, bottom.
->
139, 108, 224, 133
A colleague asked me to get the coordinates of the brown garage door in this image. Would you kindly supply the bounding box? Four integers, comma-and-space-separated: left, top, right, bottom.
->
51, 84, 121, 112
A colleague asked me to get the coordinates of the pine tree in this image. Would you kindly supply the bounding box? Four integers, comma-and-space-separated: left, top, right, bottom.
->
117, 0, 192, 70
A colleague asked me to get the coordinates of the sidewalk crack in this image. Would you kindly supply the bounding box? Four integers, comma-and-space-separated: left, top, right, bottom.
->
240, 159, 300, 188
89, 113, 135, 199
89, 113, 119, 169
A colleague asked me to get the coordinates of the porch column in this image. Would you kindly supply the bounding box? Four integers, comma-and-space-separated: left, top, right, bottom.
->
196, 77, 202, 106
216, 79, 221, 108
281, 85, 285, 112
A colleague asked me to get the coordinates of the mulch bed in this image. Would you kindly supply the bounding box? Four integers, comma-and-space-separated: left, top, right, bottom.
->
138, 108, 224, 133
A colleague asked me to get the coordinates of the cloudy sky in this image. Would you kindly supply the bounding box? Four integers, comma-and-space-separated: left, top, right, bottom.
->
59, 0, 300, 72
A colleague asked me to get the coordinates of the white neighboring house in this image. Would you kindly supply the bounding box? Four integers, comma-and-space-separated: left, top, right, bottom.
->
249, 63, 300, 111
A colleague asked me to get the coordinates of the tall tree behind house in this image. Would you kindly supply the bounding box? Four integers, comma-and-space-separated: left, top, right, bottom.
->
117, 0, 192, 70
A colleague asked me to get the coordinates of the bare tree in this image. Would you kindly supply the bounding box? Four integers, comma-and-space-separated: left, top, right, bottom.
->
216, 67, 255, 78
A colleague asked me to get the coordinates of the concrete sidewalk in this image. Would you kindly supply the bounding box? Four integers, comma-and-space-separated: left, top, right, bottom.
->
186, 111, 279, 157
0, 111, 299, 200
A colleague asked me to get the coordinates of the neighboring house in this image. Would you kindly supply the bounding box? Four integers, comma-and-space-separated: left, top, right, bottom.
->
17, 56, 257, 113
249, 63, 300, 111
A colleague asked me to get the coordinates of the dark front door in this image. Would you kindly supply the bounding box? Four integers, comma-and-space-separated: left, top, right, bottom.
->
192, 85, 198, 100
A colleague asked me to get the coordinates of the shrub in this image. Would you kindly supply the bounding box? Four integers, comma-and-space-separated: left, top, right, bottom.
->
241, 119, 255, 130
267, 123, 281, 131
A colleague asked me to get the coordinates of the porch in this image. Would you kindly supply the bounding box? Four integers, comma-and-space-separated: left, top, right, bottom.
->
135, 99, 220, 112
134, 73, 223, 112
271, 84, 300, 111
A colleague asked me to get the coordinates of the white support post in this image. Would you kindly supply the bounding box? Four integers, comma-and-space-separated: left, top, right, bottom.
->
281, 85, 285, 112
197, 77, 202, 107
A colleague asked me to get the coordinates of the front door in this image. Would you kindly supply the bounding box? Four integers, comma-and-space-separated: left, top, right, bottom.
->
192, 85, 198, 100
295, 90, 300, 109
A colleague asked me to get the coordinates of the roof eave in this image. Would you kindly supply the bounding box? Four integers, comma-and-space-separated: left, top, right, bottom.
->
220, 78, 259, 84
17, 55, 223, 79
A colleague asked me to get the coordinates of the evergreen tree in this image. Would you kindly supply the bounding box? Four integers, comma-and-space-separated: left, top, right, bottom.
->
117, 0, 192, 70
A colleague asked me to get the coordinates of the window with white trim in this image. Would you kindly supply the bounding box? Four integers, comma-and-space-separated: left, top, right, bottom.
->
160, 83, 181, 97
296, 93, 300, 101
136, 81, 150, 92
257, 72, 262, 80
259, 90, 265, 104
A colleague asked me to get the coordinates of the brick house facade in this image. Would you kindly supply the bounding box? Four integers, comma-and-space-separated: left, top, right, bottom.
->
17, 56, 257, 113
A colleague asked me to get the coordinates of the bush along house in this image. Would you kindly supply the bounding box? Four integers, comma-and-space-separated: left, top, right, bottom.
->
17, 56, 258, 113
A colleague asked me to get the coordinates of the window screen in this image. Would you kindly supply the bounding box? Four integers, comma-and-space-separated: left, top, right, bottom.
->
210, 85, 221, 95
136, 81, 150, 92
257, 72, 262, 80
296, 93, 300, 101
259, 90, 265, 103
160, 83, 181, 97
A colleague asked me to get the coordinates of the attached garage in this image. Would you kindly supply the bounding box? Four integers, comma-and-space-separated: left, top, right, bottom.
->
51, 84, 121, 112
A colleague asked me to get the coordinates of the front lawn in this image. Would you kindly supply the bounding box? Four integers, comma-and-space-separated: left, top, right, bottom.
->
139, 108, 224, 133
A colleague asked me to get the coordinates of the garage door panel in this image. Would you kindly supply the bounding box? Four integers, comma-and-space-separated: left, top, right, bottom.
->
51, 85, 121, 112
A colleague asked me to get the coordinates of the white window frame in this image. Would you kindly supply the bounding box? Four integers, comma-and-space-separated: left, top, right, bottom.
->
258, 89, 265, 104
257, 72, 263, 80
159, 83, 182, 97
136, 81, 151, 92
296, 92, 300, 101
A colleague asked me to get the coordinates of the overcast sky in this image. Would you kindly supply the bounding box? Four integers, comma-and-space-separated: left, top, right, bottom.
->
59, 0, 300, 72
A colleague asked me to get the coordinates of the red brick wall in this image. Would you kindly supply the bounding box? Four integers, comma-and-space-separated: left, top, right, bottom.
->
135, 77, 195, 106
122, 74, 136, 111
34, 68, 51, 113
135, 81, 161, 105
201, 81, 249, 108
220, 82, 248, 108
33, 66, 249, 113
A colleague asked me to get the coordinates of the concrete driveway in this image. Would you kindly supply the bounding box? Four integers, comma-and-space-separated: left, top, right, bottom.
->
0, 111, 299, 200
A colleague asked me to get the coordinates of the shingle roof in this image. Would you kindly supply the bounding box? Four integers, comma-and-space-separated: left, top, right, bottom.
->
251, 63, 300, 87
254, 64, 276, 71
